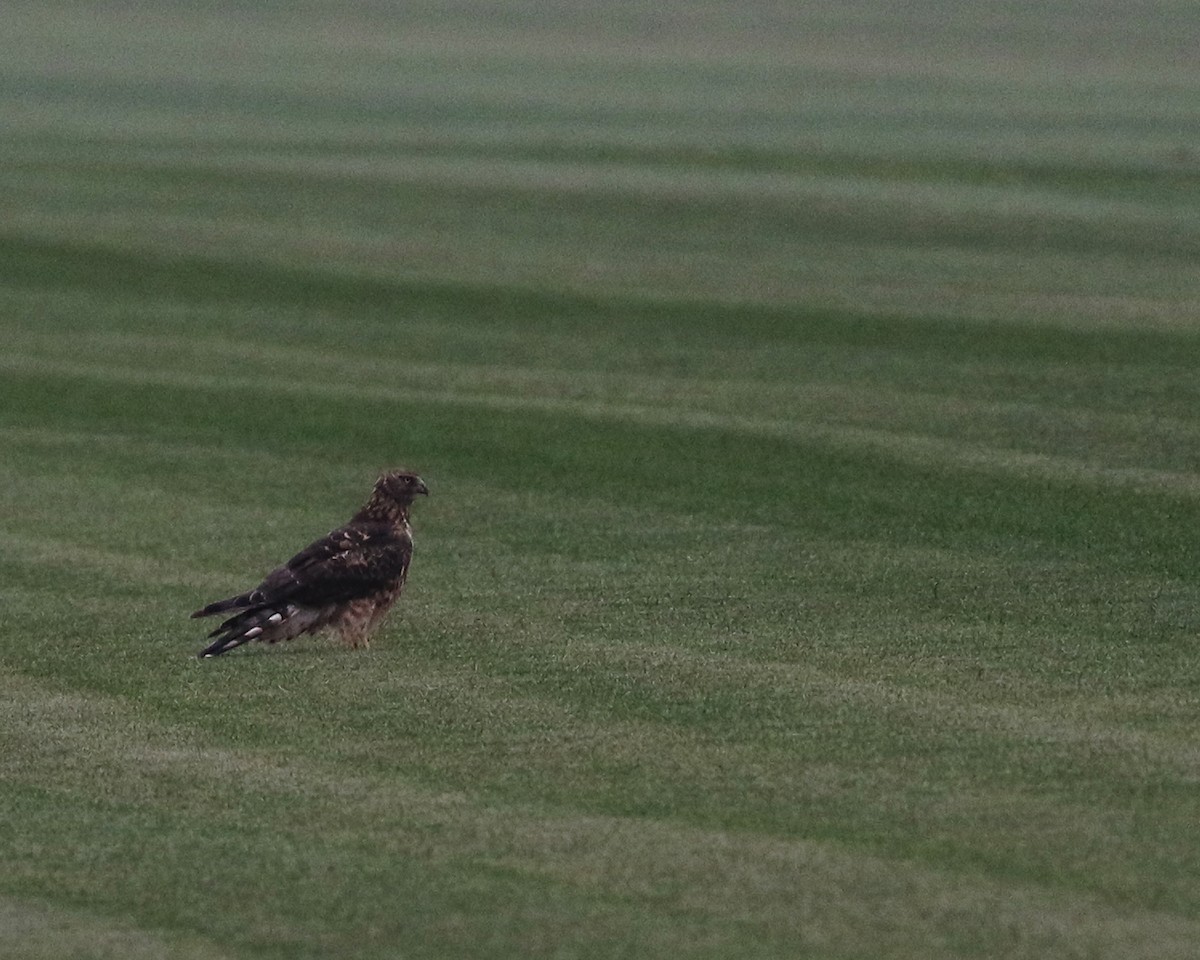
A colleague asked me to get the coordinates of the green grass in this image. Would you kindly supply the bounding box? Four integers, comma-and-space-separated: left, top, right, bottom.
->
3, 1, 1200, 957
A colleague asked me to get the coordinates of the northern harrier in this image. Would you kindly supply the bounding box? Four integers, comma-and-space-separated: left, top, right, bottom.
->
192, 469, 428, 657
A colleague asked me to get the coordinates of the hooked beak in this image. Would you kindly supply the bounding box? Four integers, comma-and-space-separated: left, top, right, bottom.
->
415, 478, 429, 496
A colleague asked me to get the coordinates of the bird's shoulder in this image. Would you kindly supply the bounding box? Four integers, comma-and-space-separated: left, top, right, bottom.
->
285, 520, 410, 571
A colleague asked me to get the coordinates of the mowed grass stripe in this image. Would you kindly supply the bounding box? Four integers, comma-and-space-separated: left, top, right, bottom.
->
11, 151, 1196, 259
5, 671, 1200, 960
10, 324, 1200, 472
4, 168, 1200, 324
0, 895, 233, 960
11, 134, 1197, 201
7, 236, 1200, 371
10, 787, 1195, 960
6, 350, 1200, 506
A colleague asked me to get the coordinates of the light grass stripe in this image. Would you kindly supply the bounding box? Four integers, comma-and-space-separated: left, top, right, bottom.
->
0, 896, 233, 960
0, 529, 232, 591
572, 640, 1200, 774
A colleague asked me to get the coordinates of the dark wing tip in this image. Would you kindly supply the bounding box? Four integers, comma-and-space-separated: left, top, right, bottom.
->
191, 600, 226, 619
191, 592, 256, 620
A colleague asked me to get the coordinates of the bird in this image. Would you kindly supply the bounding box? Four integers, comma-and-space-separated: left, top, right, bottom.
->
191, 469, 428, 658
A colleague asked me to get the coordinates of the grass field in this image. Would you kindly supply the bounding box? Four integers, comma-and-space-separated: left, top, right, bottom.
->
3, 1, 1200, 957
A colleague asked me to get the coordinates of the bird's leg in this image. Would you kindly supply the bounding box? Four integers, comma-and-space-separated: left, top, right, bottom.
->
336, 601, 373, 649
337, 622, 369, 649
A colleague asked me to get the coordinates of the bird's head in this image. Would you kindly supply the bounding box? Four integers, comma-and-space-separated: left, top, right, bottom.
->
376, 469, 429, 505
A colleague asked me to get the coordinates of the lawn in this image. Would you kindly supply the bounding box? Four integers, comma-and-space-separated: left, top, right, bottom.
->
2, 2, 1200, 957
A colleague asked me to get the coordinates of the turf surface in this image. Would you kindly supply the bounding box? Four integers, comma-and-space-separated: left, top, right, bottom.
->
2, 2, 1200, 957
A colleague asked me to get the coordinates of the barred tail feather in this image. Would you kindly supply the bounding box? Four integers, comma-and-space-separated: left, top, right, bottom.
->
197, 603, 332, 658
199, 631, 254, 659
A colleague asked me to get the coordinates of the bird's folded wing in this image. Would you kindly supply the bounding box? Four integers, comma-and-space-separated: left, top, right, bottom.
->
250, 524, 413, 608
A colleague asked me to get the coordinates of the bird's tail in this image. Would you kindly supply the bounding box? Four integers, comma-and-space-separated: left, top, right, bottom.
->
197, 603, 330, 658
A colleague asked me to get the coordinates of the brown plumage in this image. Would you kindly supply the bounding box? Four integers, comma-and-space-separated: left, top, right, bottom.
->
192, 469, 428, 658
